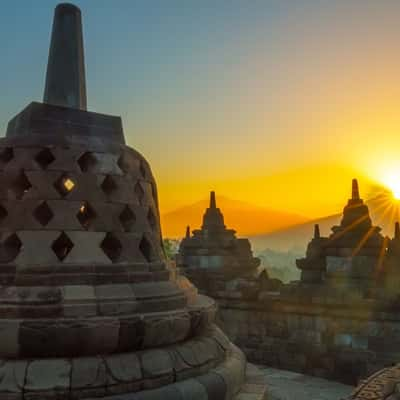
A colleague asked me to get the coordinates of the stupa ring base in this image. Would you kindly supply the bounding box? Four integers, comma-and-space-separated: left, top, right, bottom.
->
0, 325, 247, 400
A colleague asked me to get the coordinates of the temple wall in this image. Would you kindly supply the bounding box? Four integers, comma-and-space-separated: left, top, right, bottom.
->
215, 290, 400, 385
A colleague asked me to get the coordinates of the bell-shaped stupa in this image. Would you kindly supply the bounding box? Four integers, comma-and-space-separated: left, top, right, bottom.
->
297, 179, 386, 289
0, 4, 263, 399
177, 192, 260, 295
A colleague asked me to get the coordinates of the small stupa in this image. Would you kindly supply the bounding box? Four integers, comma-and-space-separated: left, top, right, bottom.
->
296, 224, 328, 283
177, 192, 260, 292
0, 4, 264, 399
297, 179, 385, 288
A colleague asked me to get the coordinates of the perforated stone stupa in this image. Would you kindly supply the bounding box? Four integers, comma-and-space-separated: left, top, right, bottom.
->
0, 4, 265, 399
297, 179, 386, 289
176, 192, 260, 292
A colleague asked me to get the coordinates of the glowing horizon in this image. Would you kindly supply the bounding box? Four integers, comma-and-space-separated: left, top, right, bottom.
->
2, 1, 400, 235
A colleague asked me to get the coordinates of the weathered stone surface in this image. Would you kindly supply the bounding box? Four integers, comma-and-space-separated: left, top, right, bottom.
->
25, 359, 70, 391
106, 353, 142, 383
177, 192, 260, 287
0, 361, 27, 395
0, 320, 19, 357
0, 2, 258, 399
70, 356, 107, 397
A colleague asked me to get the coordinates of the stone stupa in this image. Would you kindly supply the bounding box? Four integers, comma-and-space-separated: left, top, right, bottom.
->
0, 4, 266, 399
297, 179, 385, 289
176, 192, 260, 294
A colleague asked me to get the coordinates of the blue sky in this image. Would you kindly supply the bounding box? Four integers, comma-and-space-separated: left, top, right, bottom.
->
2, 1, 400, 218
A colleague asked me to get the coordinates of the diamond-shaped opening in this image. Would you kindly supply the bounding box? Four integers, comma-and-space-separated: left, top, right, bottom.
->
12, 171, 32, 200
0, 148, 13, 166
33, 201, 54, 226
54, 174, 76, 197
117, 153, 129, 173
52, 232, 74, 261
134, 181, 145, 205
119, 205, 136, 232
77, 152, 97, 173
101, 175, 117, 196
147, 207, 157, 231
77, 202, 96, 229
139, 235, 154, 262
35, 148, 55, 170
101, 232, 122, 263
139, 160, 146, 179
0, 233, 22, 263
0, 205, 8, 223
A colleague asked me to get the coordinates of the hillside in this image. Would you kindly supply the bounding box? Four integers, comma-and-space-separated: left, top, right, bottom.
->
161, 196, 309, 238
249, 214, 342, 252
250, 192, 399, 252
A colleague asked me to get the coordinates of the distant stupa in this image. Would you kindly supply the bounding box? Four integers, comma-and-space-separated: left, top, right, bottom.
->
297, 179, 385, 286
177, 191, 260, 289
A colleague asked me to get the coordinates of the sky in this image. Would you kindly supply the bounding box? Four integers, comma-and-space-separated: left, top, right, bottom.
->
1, 1, 400, 224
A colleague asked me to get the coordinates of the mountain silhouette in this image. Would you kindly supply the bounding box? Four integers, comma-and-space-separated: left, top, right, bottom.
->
161, 196, 309, 238
249, 192, 400, 253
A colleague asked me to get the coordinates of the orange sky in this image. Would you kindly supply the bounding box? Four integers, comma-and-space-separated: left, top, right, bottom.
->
150, 1, 400, 229
2, 2, 400, 236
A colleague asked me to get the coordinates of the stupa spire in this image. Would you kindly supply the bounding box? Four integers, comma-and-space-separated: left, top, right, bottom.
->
352, 178, 360, 200
395, 222, 400, 240
314, 224, 320, 239
185, 225, 190, 239
43, 3, 87, 110
210, 191, 216, 209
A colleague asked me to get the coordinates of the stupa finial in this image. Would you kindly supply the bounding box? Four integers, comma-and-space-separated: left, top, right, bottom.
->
44, 3, 87, 110
185, 225, 190, 239
314, 224, 320, 239
352, 178, 360, 200
210, 191, 216, 209
395, 222, 400, 240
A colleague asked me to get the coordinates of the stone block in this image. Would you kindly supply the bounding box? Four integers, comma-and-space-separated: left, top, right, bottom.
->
196, 372, 227, 400
24, 170, 65, 200
62, 231, 110, 264
63, 285, 95, 302
70, 356, 107, 398
95, 284, 137, 315
175, 378, 208, 400
141, 349, 173, 389
15, 231, 60, 268
0, 360, 27, 396
105, 352, 142, 394
117, 316, 145, 351
19, 318, 120, 357
0, 319, 19, 357
45, 147, 82, 173
43, 200, 83, 230
141, 349, 173, 378
25, 359, 70, 392
214, 353, 246, 399
142, 317, 172, 348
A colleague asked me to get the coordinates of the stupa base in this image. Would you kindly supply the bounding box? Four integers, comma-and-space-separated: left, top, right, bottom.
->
0, 325, 267, 400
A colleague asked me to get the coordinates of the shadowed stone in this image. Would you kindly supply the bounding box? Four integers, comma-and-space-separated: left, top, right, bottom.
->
0, 2, 258, 399
44, 3, 87, 110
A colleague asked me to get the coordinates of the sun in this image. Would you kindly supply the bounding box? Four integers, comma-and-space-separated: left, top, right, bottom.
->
382, 172, 400, 200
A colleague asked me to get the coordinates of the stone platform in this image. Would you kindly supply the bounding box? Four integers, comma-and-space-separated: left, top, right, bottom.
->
348, 364, 400, 400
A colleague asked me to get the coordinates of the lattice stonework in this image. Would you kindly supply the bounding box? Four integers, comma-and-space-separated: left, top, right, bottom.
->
0, 143, 164, 266
33, 201, 54, 226
0, 147, 13, 167
77, 151, 97, 172
35, 148, 55, 170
